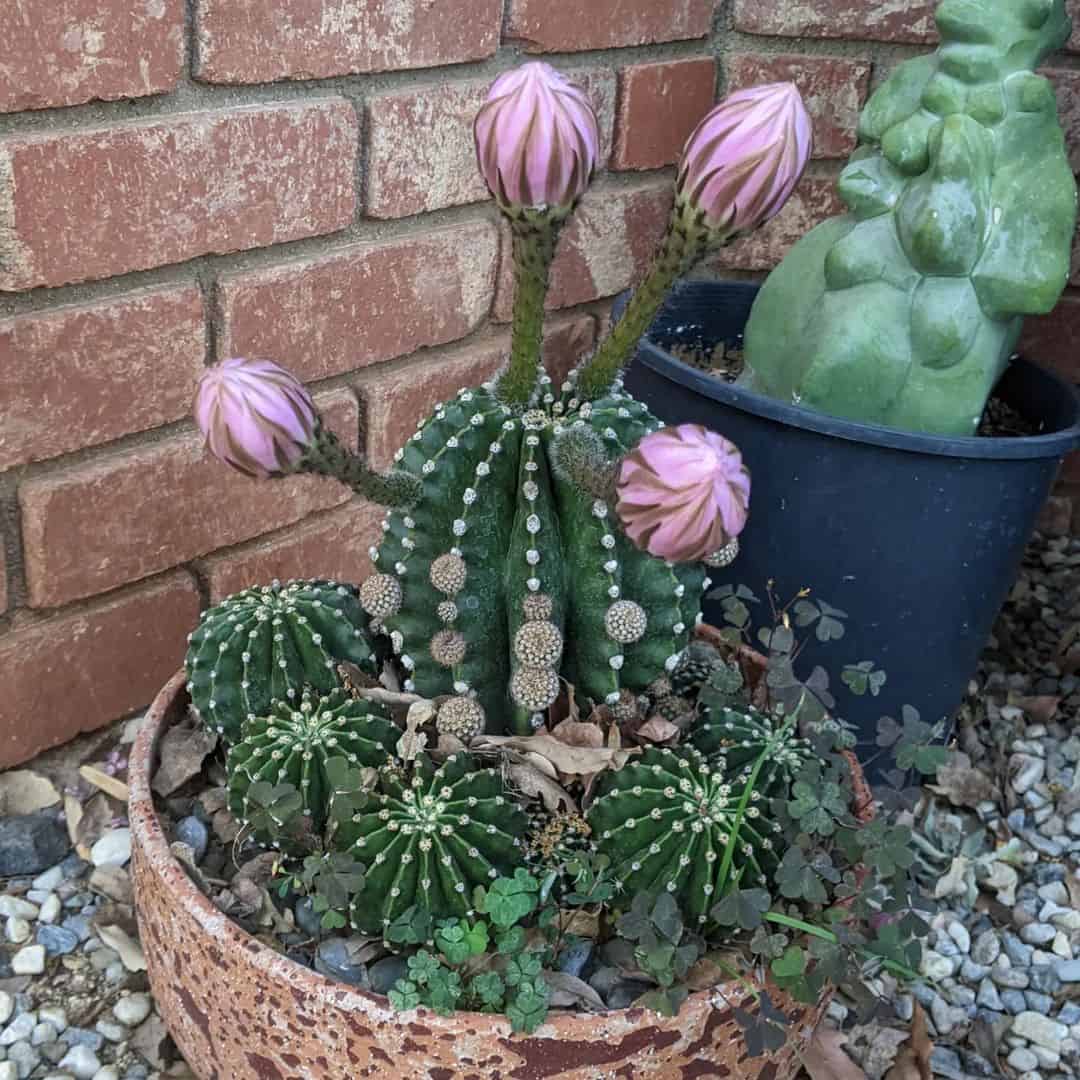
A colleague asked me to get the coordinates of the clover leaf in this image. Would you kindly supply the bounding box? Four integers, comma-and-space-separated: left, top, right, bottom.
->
749, 925, 788, 960
469, 971, 505, 1009
406, 949, 442, 986
775, 847, 828, 905
787, 777, 847, 837
385, 904, 433, 946
388, 979, 421, 1011
507, 982, 549, 1034
475, 868, 540, 928
505, 951, 543, 988
710, 888, 771, 931
496, 925, 526, 955
425, 968, 463, 1015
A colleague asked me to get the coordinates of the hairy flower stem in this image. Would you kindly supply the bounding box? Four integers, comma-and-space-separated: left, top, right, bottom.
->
576, 200, 718, 402
299, 424, 422, 508
498, 213, 562, 407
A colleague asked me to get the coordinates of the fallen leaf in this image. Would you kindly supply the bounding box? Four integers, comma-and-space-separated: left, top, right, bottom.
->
803, 1027, 868, 1080
152, 714, 218, 797
1066, 873, 1080, 912
506, 761, 577, 813
343, 936, 386, 965
684, 954, 733, 992
74, 793, 115, 851
542, 971, 606, 1011
89, 866, 133, 906
234, 852, 279, 887
884, 1003, 932, 1080
129, 1013, 169, 1069
636, 718, 680, 745
550, 719, 605, 749
555, 909, 600, 938
474, 733, 637, 784
436, 734, 467, 756
926, 753, 995, 809
97, 924, 147, 972
79, 765, 129, 803
64, 794, 84, 850
1013, 694, 1061, 725
397, 701, 434, 763
523, 750, 560, 781
0, 770, 61, 815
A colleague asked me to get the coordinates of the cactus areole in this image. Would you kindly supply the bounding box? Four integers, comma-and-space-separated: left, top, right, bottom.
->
743, 0, 1079, 436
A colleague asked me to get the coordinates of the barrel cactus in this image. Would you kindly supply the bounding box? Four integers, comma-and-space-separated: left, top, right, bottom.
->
185, 580, 379, 742
587, 746, 785, 923
688, 705, 816, 784
226, 688, 399, 834
743, 0, 1078, 435
338, 752, 528, 934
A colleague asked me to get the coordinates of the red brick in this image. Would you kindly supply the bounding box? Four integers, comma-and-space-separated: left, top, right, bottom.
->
19, 390, 358, 610
1047, 68, 1080, 174
506, 0, 711, 52
0, 102, 357, 292
494, 180, 674, 320
366, 70, 616, 219
0, 542, 6, 615
194, 0, 501, 84
726, 54, 871, 161
0, 287, 204, 471
218, 222, 499, 381
1020, 294, 1080, 386
613, 59, 717, 172
198, 502, 386, 603
733, 0, 936, 44
0, 0, 184, 113
0, 572, 200, 768
356, 315, 596, 469
710, 178, 844, 272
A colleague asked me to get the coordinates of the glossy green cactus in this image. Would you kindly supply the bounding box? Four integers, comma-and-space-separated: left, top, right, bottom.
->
587, 746, 785, 923
185, 580, 379, 743
688, 706, 816, 783
743, 0, 1078, 436
339, 751, 529, 935
360, 378, 707, 736
226, 689, 399, 835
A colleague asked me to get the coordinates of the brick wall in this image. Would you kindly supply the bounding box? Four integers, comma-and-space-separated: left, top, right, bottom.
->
3, 0, 1080, 766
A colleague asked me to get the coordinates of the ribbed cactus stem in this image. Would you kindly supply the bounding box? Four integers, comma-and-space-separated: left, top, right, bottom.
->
576, 200, 714, 402
498, 212, 562, 407
300, 423, 422, 508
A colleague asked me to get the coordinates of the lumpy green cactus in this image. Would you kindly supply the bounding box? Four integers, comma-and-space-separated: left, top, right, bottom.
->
226, 688, 398, 834
743, 0, 1078, 436
185, 580, 379, 743
338, 752, 528, 934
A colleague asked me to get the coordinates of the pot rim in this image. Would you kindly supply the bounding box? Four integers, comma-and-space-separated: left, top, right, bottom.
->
625, 281, 1080, 462
128, 670, 739, 1032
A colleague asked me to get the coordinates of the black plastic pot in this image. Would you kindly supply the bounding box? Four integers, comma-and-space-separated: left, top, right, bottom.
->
621, 280, 1080, 752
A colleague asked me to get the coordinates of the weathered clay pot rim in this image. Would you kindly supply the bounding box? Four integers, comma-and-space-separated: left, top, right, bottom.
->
129, 669, 743, 1034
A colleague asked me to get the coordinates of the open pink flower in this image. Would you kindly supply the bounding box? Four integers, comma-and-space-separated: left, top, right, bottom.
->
194, 358, 318, 479
474, 61, 600, 214
616, 425, 750, 563
677, 83, 812, 238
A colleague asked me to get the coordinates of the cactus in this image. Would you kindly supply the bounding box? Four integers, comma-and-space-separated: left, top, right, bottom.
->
671, 639, 741, 699
587, 746, 785, 924
688, 706, 816, 783
185, 580, 379, 743
743, 0, 1078, 436
363, 382, 707, 735
339, 751, 529, 934
226, 688, 399, 835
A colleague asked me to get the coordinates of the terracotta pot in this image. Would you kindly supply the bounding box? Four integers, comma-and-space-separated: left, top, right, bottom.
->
131, 670, 842, 1080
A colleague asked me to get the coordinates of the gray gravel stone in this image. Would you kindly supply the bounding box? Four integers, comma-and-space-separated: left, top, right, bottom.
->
1024, 990, 1053, 1013
1007, 1046, 1039, 1072
1000, 989, 1027, 1014
972, 930, 1001, 966
36, 925, 79, 957
6, 1041, 38, 1079
1012, 1011, 1067, 1051
1028, 964, 1060, 993
960, 958, 990, 982
110, 995, 150, 1028
1, 1016, 35, 1047
175, 817, 208, 864
59, 1030, 102, 1052
1003, 930, 1036, 963
58, 1044, 100, 1080
976, 979, 1003, 1010
1020, 923, 1056, 946
0, 813, 70, 878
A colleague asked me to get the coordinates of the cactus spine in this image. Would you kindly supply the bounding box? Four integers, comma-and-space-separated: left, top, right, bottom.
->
227, 689, 399, 835
339, 752, 528, 935
185, 580, 379, 743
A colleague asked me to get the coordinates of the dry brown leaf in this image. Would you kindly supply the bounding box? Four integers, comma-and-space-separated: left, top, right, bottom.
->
803, 1028, 868, 1080
64, 794, 84, 851
152, 714, 218, 797
884, 1003, 933, 1080
555, 908, 600, 938
74, 793, 114, 851
926, 752, 995, 809
550, 719, 605, 749
1067, 873, 1080, 912
542, 971, 606, 1011
523, 750, 560, 781
1013, 694, 1061, 725
79, 765, 129, 803
507, 761, 577, 814
0, 770, 61, 815
606, 723, 622, 750
397, 701, 434, 762
475, 733, 637, 783
636, 718, 680, 745
89, 866, 133, 906
684, 954, 732, 992
436, 733, 467, 756
97, 924, 147, 972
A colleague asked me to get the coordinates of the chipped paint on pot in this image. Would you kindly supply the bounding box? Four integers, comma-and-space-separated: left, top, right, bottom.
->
131, 669, 838, 1079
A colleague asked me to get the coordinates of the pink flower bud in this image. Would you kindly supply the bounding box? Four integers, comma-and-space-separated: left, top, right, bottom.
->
677, 82, 812, 238
615, 425, 750, 564
194, 358, 318, 479
474, 61, 600, 215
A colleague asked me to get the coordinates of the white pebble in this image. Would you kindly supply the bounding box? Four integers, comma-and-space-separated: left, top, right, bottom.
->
0, 897, 39, 920
0, 991, 12, 1026
59, 1043, 101, 1080
112, 992, 152, 1027
946, 921, 971, 954
1012, 1011, 1067, 1052
0, 1011, 35, 1046
31, 866, 64, 893
37, 1005, 66, 1033
93, 1069, 121, 1080
0, 1063, 16, 1080
11, 943, 45, 975
37, 893, 61, 924
4, 917, 31, 944
94, 1018, 126, 1043
1007, 1047, 1039, 1073
90, 829, 131, 868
